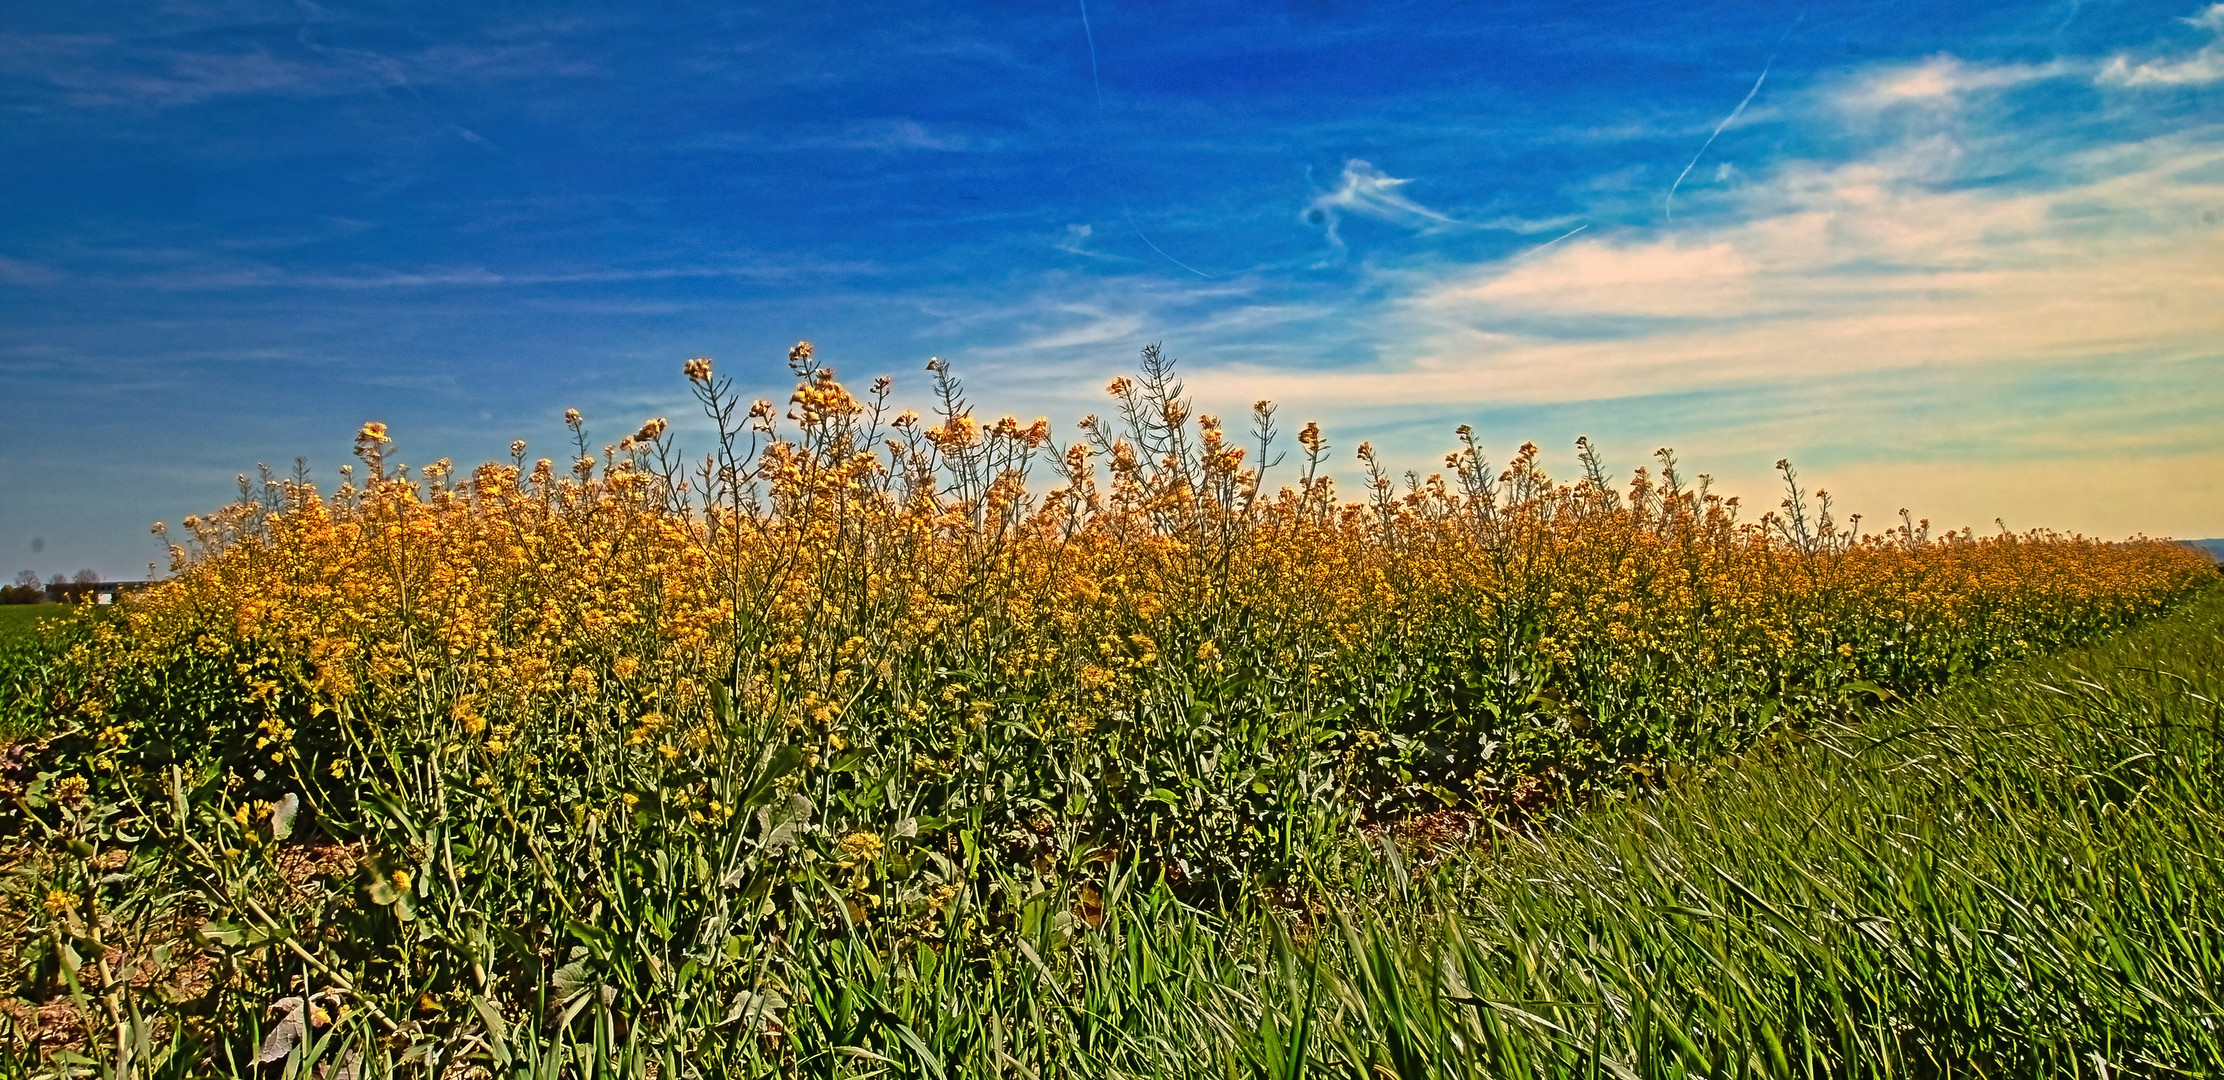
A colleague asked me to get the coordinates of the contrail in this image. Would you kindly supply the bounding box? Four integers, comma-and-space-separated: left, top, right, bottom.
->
1664, 62, 1769, 222
1665, 15, 1803, 222
1517, 223, 1588, 260
1078, 0, 1214, 279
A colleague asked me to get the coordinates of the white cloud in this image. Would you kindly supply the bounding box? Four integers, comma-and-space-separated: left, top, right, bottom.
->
977, 305, 1148, 355
1839, 55, 2073, 109
1442, 240, 1755, 318
1155, 97, 2224, 536
1053, 223, 1122, 260
1301, 160, 1459, 262
2098, 3, 2224, 86
2098, 50, 2224, 86
1177, 127, 2224, 416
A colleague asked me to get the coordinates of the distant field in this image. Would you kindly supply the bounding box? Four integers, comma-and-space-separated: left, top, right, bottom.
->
0, 604, 64, 641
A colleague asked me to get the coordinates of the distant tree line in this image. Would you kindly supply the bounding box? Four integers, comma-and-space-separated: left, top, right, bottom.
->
2, 568, 101, 604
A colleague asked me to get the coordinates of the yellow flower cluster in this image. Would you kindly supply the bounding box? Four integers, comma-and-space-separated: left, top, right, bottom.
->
72, 347, 2212, 838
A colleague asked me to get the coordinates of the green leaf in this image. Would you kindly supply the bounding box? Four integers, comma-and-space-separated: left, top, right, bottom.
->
471, 995, 513, 1066
553, 959, 593, 998
892, 1022, 950, 1080
1842, 680, 1897, 703
764, 744, 804, 782
196, 920, 284, 949
196, 921, 249, 948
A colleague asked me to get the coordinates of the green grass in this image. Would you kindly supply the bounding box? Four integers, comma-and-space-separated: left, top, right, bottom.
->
0, 605, 71, 745
1291, 579, 2224, 1076
0, 604, 64, 642
749, 583, 2224, 1078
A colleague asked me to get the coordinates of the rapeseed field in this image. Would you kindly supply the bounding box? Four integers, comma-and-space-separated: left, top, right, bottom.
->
0, 346, 2212, 1075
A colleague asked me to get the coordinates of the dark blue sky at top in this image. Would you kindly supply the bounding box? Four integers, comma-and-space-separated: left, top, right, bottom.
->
3, 0, 2221, 576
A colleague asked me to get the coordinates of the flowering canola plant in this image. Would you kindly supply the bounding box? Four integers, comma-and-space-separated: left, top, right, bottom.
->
75, 344, 2215, 865
10, 343, 2211, 1067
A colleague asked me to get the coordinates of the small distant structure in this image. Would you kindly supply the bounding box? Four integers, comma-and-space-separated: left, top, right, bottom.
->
41, 580, 161, 604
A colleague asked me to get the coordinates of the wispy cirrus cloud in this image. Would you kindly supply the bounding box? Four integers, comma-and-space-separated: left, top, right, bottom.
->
0, 24, 592, 111
2098, 4, 2224, 85
2, 257, 870, 292
0, 254, 60, 286
821, 118, 987, 152
1299, 159, 1578, 265
1186, 131, 2224, 411
1051, 223, 1133, 262
0, 37, 331, 109
988, 305, 1149, 354
1300, 159, 1459, 254
1837, 54, 2077, 108
1145, 7, 2224, 421
684, 118, 995, 154
1120, 21, 2224, 536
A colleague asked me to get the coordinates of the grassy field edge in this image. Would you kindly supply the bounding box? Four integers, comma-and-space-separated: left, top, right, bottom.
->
767, 582, 2224, 1078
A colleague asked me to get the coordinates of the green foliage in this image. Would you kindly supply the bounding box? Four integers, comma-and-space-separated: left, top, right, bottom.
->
0, 607, 75, 745
1284, 582, 2224, 1076
728, 582, 2224, 1078
3, 586, 2218, 1074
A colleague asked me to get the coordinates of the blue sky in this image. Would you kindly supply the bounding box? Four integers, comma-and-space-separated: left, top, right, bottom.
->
3, 0, 2221, 578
